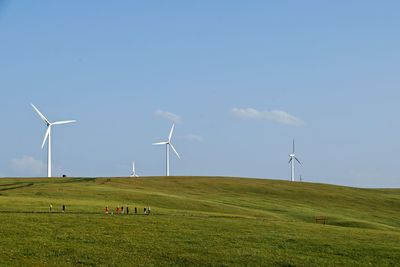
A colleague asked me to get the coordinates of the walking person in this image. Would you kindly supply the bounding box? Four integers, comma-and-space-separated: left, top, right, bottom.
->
105, 206, 109, 215
126, 206, 129, 215
135, 207, 137, 214
49, 203, 53, 213
62, 205, 65, 213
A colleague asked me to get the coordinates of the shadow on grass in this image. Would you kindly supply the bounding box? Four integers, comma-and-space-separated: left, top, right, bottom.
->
0, 178, 96, 190
0, 183, 34, 191
0, 210, 151, 216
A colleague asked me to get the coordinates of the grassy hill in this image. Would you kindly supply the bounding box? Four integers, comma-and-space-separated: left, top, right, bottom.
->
0, 176, 399, 266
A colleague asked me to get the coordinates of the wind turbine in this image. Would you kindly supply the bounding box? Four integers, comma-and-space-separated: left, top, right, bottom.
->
130, 160, 139, 177
153, 124, 180, 176
288, 139, 302, 182
31, 104, 76, 178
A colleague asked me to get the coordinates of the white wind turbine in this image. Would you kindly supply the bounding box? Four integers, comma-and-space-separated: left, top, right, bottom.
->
31, 104, 76, 178
130, 160, 139, 177
288, 139, 302, 182
153, 124, 180, 176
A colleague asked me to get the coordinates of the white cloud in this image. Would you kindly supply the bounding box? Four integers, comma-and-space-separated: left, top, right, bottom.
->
11, 156, 45, 176
232, 108, 304, 126
184, 134, 205, 143
155, 110, 182, 124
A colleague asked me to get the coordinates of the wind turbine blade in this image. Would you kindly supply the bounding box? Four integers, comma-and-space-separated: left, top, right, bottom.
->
295, 157, 302, 165
31, 104, 50, 125
41, 127, 51, 149
52, 120, 76, 125
168, 124, 175, 141
293, 139, 295, 154
288, 158, 292, 164
153, 141, 168, 145
170, 143, 180, 159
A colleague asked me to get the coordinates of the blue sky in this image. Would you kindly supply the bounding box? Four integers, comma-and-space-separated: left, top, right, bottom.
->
0, 1, 399, 187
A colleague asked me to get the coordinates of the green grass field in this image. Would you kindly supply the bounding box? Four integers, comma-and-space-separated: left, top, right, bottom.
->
0, 176, 399, 266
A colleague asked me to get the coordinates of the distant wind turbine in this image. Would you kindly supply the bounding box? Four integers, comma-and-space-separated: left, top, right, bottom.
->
288, 139, 302, 182
130, 160, 139, 177
153, 124, 180, 176
31, 104, 76, 178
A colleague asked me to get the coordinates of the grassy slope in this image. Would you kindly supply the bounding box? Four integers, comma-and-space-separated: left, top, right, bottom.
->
0, 177, 399, 266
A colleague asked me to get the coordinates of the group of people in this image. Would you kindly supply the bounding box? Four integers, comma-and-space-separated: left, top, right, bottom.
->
49, 204, 66, 213
48, 203, 151, 215
104, 206, 151, 215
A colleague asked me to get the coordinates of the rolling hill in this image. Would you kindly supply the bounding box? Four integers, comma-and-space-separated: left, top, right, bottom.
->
0, 176, 399, 266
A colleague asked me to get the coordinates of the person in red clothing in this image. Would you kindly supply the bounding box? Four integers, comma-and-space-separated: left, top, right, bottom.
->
105, 206, 109, 215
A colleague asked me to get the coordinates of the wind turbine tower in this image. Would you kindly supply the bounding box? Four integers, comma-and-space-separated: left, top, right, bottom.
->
153, 124, 180, 176
288, 139, 302, 182
130, 160, 139, 177
31, 104, 76, 178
